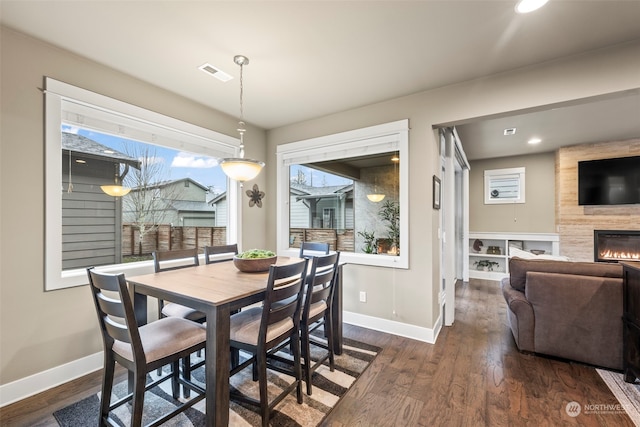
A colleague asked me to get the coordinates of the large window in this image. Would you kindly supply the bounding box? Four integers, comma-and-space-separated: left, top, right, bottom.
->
277, 120, 409, 268
45, 78, 241, 290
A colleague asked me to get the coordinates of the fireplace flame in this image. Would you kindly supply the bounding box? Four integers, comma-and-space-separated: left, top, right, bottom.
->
599, 249, 640, 261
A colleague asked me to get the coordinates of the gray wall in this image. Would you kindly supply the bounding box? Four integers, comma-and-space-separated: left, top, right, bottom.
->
469, 152, 556, 233
2, 22, 640, 395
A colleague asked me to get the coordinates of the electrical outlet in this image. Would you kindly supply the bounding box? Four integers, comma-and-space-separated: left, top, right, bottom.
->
359, 291, 367, 302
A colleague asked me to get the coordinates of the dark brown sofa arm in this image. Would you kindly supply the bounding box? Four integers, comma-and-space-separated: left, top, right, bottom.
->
501, 278, 535, 352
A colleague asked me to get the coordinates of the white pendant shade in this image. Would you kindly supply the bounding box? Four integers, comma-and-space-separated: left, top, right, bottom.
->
220, 158, 265, 183
367, 193, 385, 203
100, 185, 131, 197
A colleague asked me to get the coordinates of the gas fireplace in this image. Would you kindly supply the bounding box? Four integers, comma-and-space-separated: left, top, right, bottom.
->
594, 230, 640, 263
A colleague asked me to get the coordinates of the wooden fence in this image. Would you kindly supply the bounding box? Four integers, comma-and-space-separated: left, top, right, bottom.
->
290, 228, 354, 253
122, 224, 354, 256
122, 224, 227, 256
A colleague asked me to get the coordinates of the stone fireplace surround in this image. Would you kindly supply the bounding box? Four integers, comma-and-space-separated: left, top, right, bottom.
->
556, 138, 640, 262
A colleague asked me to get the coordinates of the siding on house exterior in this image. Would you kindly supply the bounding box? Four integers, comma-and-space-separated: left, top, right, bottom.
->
289, 195, 310, 228
213, 197, 228, 227
61, 153, 122, 269
123, 178, 217, 228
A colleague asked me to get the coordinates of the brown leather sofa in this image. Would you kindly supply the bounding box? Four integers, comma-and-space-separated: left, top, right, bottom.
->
501, 257, 624, 370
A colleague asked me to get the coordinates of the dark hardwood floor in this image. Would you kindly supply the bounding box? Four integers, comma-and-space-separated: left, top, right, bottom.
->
1, 279, 632, 426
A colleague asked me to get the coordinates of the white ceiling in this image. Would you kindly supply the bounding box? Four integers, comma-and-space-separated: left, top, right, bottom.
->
2, 0, 640, 160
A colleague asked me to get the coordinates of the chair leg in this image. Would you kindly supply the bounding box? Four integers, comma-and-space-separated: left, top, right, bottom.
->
182, 355, 191, 398
131, 369, 147, 427
257, 351, 270, 427
99, 358, 116, 427
252, 358, 258, 382
171, 360, 180, 400
292, 329, 303, 404
325, 314, 335, 371
302, 326, 313, 395
231, 348, 240, 369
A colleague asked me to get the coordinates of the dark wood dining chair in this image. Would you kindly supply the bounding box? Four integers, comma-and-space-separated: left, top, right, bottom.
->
87, 268, 206, 427
204, 243, 238, 264
300, 251, 340, 395
299, 241, 330, 258
152, 249, 204, 322
228, 258, 309, 427
152, 248, 204, 394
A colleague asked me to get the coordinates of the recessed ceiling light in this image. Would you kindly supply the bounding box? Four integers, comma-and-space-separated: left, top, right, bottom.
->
75, 159, 86, 164
198, 63, 233, 82
528, 137, 542, 145
515, 0, 550, 14
504, 128, 517, 136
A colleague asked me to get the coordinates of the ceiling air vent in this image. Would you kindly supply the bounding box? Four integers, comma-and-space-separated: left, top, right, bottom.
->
503, 128, 517, 136
198, 63, 233, 82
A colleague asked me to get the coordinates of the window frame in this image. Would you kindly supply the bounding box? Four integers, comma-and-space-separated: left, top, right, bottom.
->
276, 119, 409, 269
44, 77, 241, 291
484, 167, 526, 204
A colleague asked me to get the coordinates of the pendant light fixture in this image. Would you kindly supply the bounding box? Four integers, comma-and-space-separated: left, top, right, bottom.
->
220, 55, 265, 183
367, 175, 385, 202
101, 163, 131, 197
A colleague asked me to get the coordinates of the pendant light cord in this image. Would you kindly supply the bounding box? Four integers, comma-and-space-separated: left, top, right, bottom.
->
236, 56, 246, 158
67, 149, 73, 193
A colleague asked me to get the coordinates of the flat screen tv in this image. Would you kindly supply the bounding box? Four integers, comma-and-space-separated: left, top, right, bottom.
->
578, 156, 640, 206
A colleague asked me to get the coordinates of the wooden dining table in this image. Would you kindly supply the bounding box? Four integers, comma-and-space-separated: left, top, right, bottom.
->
126, 256, 343, 427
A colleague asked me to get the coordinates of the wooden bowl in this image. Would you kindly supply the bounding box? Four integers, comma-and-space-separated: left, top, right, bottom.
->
233, 255, 277, 273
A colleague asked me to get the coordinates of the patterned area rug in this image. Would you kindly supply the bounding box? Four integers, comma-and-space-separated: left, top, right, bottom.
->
54, 336, 379, 426
597, 369, 640, 426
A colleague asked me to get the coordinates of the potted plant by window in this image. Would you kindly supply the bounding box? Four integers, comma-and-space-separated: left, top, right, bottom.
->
378, 200, 399, 255
357, 230, 376, 254
473, 260, 500, 271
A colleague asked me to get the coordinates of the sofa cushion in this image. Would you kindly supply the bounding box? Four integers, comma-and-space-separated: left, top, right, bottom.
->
509, 257, 622, 292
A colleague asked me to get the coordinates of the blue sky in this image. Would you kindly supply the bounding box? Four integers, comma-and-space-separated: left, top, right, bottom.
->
63, 125, 228, 194
63, 125, 351, 191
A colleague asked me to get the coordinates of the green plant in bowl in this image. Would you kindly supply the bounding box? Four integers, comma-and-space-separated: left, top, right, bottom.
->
236, 249, 276, 259
233, 249, 277, 272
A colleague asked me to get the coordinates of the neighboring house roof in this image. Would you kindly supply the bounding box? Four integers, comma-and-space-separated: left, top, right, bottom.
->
130, 177, 209, 192
62, 132, 141, 169
169, 200, 215, 213
290, 183, 353, 200
209, 192, 227, 205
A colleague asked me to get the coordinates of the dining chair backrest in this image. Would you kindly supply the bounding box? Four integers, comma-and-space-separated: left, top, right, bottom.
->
87, 268, 144, 366
303, 252, 340, 323
153, 248, 199, 273
299, 241, 330, 258
260, 259, 309, 348
204, 243, 238, 264
87, 267, 207, 425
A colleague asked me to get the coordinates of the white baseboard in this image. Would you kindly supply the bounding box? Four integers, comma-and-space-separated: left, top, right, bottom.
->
0, 351, 103, 407
343, 311, 442, 344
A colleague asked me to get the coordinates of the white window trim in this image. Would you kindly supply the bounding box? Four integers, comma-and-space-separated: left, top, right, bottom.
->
276, 119, 409, 269
44, 77, 241, 291
484, 167, 526, 204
